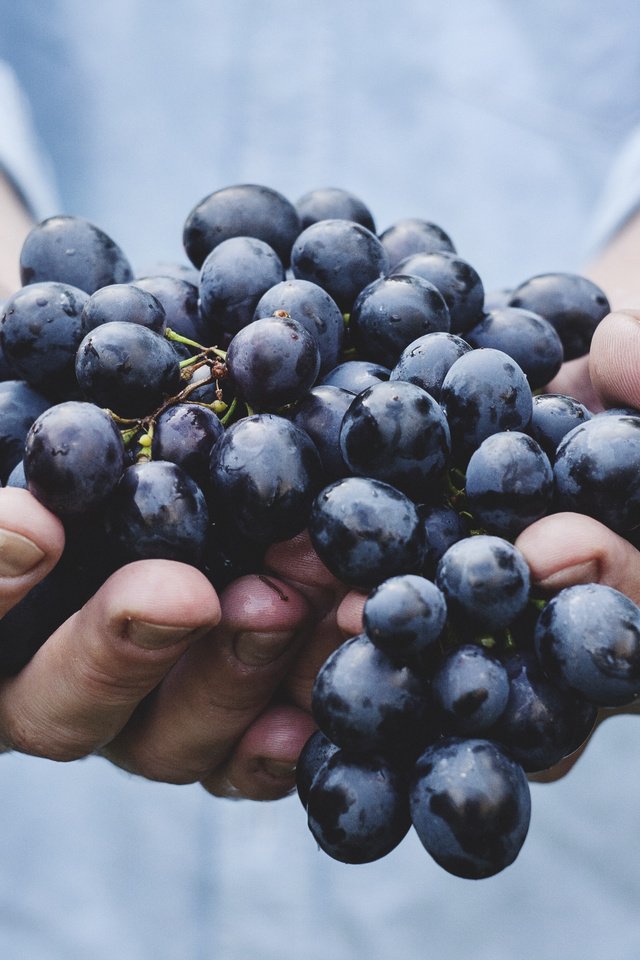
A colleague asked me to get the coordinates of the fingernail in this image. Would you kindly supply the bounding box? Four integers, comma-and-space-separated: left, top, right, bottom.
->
0, 530, 45, 577
127, 620, 204, 650
260, 758, 297, 780
233, 630, 296, 667
536, 559, 599, 593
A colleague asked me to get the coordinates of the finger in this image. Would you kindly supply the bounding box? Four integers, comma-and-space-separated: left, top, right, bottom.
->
545, 354, 603, 412
202, 704, 317, 800
0, 560, 221, 760
515, 512, 640, 602
0, 488, 65, 616
336, 589, 367, 638
589, 309, 640, 411
265, 531, 349, 711
103, 574, 312, 784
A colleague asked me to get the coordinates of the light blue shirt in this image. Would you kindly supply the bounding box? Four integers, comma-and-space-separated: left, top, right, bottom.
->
1, 2, 640, 958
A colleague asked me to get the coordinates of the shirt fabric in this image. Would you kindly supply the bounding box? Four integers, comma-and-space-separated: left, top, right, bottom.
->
0, 3, 640, 958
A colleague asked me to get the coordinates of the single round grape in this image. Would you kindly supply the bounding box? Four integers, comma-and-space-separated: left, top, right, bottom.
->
308, 476, 427, 590
393, 250, 484, 333
431, 644, 510, 735
19, 215, 133, 293
419, 503, 470, 579
410, 737, 531, 879
81, 283, 167, 333
135, 275, 205, 343
465, 306, 564, 390
363, 574, 447, 661
0, 380, 51, 483
295, 187, 376, 233
529, 393, 592, 461
104, 459, 209, 566
320, 359, 390, 394
226, 315, 320, 409
378, 218, 456, 272
286, 384, 353, 481
307, 751, 410, 865
152, 402, 224, 490
296, 730, 340, 809
24, 401, 126, 517
75, 320, 182, 419
183, 183, 300, 269
390, 331, 472, 402
435, 535, 530, 634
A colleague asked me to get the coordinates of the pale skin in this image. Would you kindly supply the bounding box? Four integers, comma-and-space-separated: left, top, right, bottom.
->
0, 177, 638, 798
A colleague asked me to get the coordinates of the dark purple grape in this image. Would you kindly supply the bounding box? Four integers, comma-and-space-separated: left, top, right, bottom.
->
435, 536, 530, 634
296, 729, 340, 809
81, 283, 167, 334
349, 275, 451, 365
208, 414, 323, 544
489, 648, 597, 773
286, 384, 353, 481
104, 460, 209, 566
253, 278, 344, 375
24, 401, 126, 517
152, 402, 223, 490
410, 737, 531, 879
0, 281, 90, 399
534, 583, 640, 707
390, 331, 472, 402
393, 251, 484, 334
291, 219, 389, 313
553, 414, 640, 537
135, 275, 206, 344
529, 393, 592, 461
183, 183, 300, 269
431, 645, 510, 735
226, 315, 320, 409
339, 379, 451, 501
296, 187, 376, 233
135, 261, 199, 286
312, 633, 429, 757
378, 218, 456, 272
465, 307, 564, 390
307, 751, 410, 865
198, 236, 285, 339
308, 476, 426, 590
19, 215, 133, 294
75, 321, 182, 419
320, 359, 390, 394
465, 431, 554, 538
440, 348, 533, 465
419, 503, 470, 579
363, 574, 447, 661
508, 272, 610, 361
0, 380, 51, 482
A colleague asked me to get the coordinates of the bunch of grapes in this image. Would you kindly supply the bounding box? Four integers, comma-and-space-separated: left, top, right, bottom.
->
1, 183, 639, 879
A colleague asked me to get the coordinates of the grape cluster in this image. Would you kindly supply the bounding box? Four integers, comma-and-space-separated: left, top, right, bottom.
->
1, 184, 639, 881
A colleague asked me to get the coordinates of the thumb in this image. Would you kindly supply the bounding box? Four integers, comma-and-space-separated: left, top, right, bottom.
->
589, 310, 640, 410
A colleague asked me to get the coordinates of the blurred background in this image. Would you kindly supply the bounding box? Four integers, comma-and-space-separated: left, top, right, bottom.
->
0, 1, 640, 958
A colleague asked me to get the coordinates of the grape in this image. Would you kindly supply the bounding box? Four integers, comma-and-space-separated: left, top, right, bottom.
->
419, 503, 470, 579
465, 306, 564, 390
75, 320, 182, 418
208, 414, 323, 544
390, 331, 472, 402
183, 183, 300, 269
24, 401, 126, 517
311, 633, 429, 758
308, 476, 427, 590
19, 215, 133, 293
508, 272, 610, 361
534, 583, 640, 707
291, 219, 389, 313
0, 381, 51, 483
226, 314, 321, 409
253, 278, 344, 375
81, 283, 167, 334
464, 431, 554, 538
320, 359, 390, 394
529, 393, 592, 461
362, 574, 447, 661
431, 644, 510, 736
198, 236, 285, 339
307, 751, 410, 865
296, 730, 340, 809
409, 737, 531, 879
349, 274, 451, 366
378, 218, 456, 272
338, 379, 451, 500
286, 384, 353, 481
435, 535, 530, 634
295, 187, 376, 233
104, 460, 209, 566
135, 275, 205, 344
393, 250, 484, 334
1, 281, 91, 399
152, 402, 224, 491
